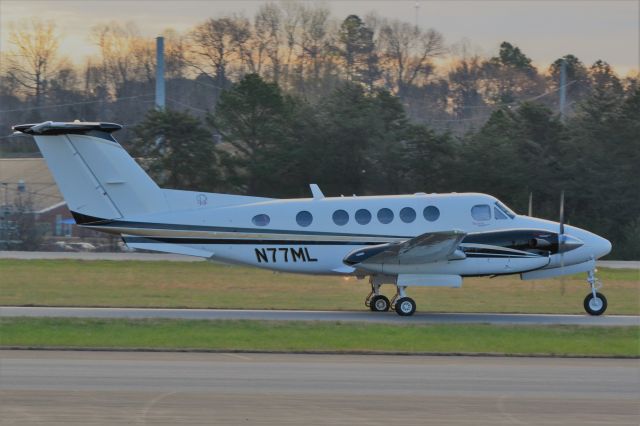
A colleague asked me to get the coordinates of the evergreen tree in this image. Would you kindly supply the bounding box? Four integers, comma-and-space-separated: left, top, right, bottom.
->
130, 109, 219, 191
549, 54, 591, 107
335, 15, 380, 90
208, 73, 295, 196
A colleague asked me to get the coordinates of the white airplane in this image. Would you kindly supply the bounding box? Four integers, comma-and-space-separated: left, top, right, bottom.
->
13, 121, 613, 316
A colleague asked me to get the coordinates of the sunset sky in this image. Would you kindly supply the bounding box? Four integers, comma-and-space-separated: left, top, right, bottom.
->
1, 0, 638, 76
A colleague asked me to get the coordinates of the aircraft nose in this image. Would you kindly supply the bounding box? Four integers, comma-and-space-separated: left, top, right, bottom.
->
593, 234, 612, 259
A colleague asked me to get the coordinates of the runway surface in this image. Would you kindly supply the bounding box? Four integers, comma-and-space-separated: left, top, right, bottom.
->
1, 350, 638, 426
2, 306, 638, 326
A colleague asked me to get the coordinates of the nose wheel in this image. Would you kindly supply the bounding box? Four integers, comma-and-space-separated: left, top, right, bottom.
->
584, 270, 607, 316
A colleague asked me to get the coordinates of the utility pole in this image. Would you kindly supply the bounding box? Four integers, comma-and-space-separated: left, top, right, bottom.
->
155, 36, 165, 110
559, 58, 567, 121
1, 182, 8, 249
414, 1, 420, 29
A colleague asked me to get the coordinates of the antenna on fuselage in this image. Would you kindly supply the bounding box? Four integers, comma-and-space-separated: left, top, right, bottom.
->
309, 184, 324, 200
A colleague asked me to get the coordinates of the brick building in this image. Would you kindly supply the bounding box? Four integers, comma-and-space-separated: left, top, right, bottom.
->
0, 158, 111, 248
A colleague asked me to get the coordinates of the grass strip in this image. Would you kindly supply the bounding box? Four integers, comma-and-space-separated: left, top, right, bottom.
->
1, 317, 638, 357
1, 260, 638, 314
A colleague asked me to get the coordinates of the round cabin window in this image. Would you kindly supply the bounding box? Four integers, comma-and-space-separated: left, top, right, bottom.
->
377, 208, 394, 224
252, 214, 270, 226
400, 207, 416, 223
423, 206, 440, 222
332, 209, 349, 226
296, 211, 313, 227
355, 209, 372, 225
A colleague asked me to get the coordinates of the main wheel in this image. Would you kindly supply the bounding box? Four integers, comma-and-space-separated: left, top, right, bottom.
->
583, 292, 607, 316
394, 297, 416, 316
370, 295, 390, 312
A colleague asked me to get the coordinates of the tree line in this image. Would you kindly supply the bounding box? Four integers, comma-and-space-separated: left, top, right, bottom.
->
1, 3, 638, 258
2, 2, 636, 137
131, 71, 639, 259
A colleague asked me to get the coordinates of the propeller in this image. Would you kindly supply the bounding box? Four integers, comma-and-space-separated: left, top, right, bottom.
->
559, 190, 566, 295
528, 192, 533, 216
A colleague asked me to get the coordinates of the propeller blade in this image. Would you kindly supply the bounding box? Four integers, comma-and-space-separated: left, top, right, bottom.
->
559, 190, 565, 235
528, 192, 533, 216
559, 190, 566, 295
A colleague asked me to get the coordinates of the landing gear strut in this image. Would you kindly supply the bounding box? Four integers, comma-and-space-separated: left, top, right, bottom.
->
584, 269, 607, 316
365, 278, 390, 312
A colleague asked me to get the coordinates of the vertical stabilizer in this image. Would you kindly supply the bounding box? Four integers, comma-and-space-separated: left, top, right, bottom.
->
12, 121, 167, 219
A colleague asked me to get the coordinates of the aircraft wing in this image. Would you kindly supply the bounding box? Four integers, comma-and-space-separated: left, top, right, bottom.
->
344, 230, 466, 266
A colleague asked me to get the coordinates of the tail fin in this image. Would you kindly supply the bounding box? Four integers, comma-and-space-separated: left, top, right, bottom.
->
13, 121, 167, 220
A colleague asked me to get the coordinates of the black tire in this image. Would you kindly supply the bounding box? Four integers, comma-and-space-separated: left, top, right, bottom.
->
370, 295, 390, 312
583, 292, 607, 316
394, 297, 416, 316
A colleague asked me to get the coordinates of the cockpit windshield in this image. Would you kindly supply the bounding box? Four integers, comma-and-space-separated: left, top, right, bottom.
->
494, 201, 516, 219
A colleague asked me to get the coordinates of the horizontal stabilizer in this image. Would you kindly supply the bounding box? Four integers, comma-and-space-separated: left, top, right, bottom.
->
123, 236, 213, 258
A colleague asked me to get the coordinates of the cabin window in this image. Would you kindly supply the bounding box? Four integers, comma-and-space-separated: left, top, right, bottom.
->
252, 214, 270, 226
494, 206, 508, 220
296, 211, 313, 227
400, 207, 416, 223
423, 206, 440, 222
377, 208, 394, 224
332, 209, 349, 226
471, 204, 491, 221
355, 209, 372, 225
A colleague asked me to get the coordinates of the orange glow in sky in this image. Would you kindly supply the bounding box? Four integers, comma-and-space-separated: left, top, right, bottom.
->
1, 0, 638, 76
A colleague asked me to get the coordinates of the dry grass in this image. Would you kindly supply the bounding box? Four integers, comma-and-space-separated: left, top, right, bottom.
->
0, 259, 638, 314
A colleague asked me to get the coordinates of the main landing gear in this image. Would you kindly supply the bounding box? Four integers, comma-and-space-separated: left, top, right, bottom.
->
584, 269, 607, 316
390, 286, 416, 316
365, 278, 416, 316
365, 280, 390, 312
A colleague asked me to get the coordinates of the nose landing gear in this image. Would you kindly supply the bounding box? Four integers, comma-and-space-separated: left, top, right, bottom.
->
584, 269, 607, 316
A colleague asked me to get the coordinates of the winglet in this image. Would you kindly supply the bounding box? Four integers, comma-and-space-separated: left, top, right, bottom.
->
310, 184, 324, 199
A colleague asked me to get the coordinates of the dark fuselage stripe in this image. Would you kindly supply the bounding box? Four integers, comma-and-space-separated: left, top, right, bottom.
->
124, 237, 543, 258
86, 220, 413, 239
464, 253, 541, 259
123, 237, 387, 246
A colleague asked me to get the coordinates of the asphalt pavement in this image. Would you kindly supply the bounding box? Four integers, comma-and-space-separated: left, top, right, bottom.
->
2, 306, 638, 326
1, 350, 638, 425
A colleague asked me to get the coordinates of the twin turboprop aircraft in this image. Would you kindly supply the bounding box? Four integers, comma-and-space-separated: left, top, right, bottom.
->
13, 121, 613, 316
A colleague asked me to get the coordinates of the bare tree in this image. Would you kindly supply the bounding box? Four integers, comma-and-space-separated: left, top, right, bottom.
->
228, 15, 258, 75
189, 17, 241, 101
91, 22, 146, 94
297, 3, 331, 84
378, 19, 445, 96
254, 3, 283, 83
7, 194, 44, 251
4, 19, 62, 107
162, 29, 189, 79
279, 0, 309, 88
